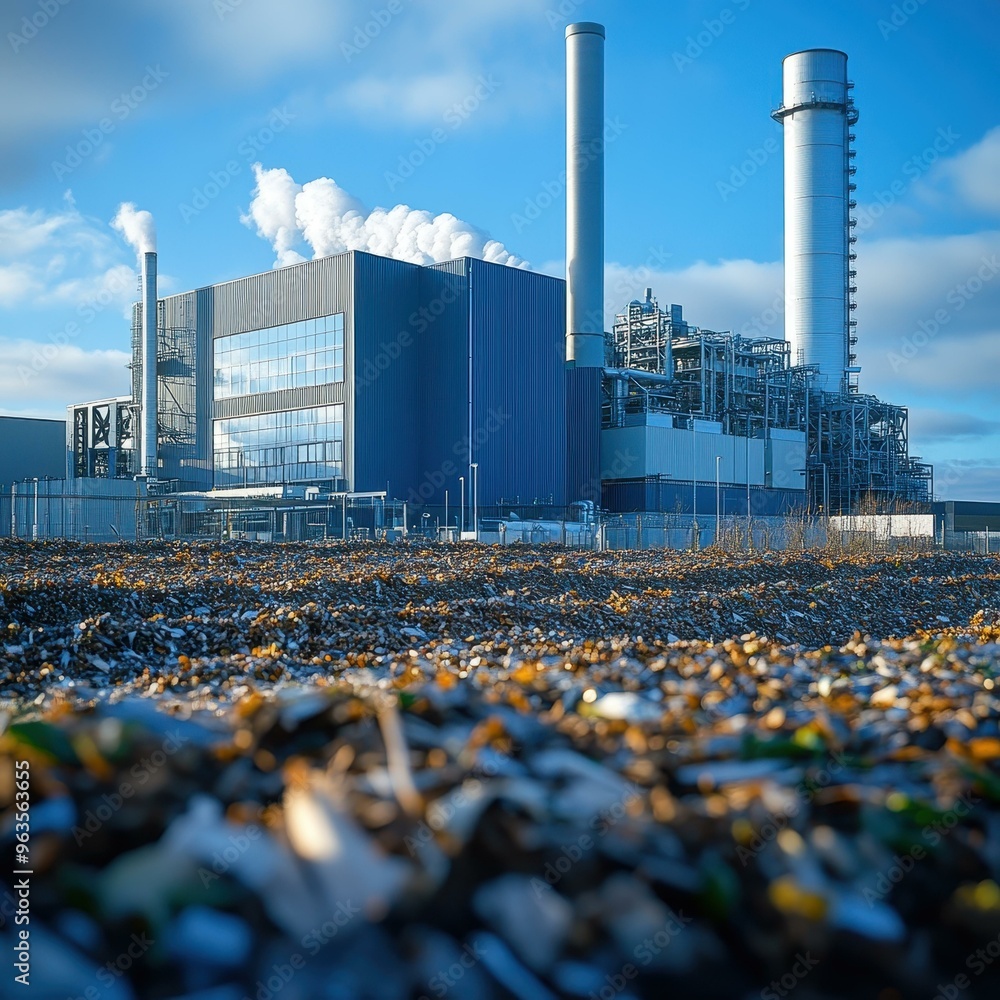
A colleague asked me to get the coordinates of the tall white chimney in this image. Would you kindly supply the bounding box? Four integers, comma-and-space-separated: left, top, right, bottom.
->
141, 251, 158, 477
565, 21, 606, 368
773, 49, 858, 394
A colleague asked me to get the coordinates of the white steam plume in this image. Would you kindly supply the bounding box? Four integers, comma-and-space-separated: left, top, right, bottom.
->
242, 164, 528, 269
112, 203, 157, 255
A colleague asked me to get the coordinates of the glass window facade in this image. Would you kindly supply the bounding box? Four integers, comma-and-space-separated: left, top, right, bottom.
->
214, 313, 345, 399
214, 405, 345, 486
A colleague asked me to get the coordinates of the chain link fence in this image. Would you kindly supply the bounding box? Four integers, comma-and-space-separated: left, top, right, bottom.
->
4, 485, 953, 553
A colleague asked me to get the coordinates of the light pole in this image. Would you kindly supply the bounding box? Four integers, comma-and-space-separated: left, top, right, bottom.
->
745, 430, 752, 551
444, 489, 449, 541
691, 427, 698, 549
715, 455, 721, 546
471, 463, 479, 541
459, 476, 465, 537
32, 478, 39, 541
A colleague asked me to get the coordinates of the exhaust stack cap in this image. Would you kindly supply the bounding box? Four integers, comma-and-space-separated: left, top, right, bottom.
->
566, 21, 605, 38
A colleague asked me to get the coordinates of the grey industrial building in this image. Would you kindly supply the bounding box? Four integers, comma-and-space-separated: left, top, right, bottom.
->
63, 25, 934, 523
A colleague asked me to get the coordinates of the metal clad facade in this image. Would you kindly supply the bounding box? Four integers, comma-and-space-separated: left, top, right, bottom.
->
601, 425, 769, 485
158, 254, 355, 490
153, 252, 576, 504
352, 252, 422, 495
208, 254, 355, 338
0, 417, 67, 487
469, 258, 567, 506
416, 261, 470, 505
566, 366, 602, 503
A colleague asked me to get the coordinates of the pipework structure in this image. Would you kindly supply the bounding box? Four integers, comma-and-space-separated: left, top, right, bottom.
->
772, 49, 859, 395
603, 292, 932, 513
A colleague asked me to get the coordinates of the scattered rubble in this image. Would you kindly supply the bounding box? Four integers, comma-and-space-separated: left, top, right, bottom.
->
1, 541, 999, 998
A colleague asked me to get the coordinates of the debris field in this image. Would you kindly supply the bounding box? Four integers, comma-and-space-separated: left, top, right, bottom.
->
1, 540, 999, 999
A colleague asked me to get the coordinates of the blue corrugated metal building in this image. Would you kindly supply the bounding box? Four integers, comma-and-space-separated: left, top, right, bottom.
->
145, 251, 572, 507
0, 416, 67, 487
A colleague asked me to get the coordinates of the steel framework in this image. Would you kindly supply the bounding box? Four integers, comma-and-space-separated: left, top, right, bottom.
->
605, 296, 932, 513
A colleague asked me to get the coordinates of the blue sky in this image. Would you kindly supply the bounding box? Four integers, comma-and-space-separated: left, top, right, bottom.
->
2, 0, 998, 498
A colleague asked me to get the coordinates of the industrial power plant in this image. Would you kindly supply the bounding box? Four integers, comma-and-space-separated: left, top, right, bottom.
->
62, 24, 933, 529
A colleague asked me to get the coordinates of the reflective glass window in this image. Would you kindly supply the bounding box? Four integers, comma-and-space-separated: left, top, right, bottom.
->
213, 312, 345, 399
213, 404, 345, 486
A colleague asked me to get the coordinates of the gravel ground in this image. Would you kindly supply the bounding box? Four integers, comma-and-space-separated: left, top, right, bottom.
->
1, 541, 999, 999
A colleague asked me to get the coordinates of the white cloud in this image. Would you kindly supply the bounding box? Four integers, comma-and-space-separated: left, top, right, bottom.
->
47, 264, 138, 313
0, 207, 77, 259
0, 202, 138, 313
334, 72, 487, 126
165, 0, 349, 81
0, 264, 44, 308
326, 0, 563, 127
0, 340, 131, 417
931, 125, 1000, 214
599, 257, 784, 335
908, 408, 1000, 443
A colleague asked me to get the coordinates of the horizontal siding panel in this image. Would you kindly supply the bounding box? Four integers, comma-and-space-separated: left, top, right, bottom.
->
213, 383, 346, 420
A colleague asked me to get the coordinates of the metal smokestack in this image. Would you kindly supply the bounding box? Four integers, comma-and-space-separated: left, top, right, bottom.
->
565, 21, 605, 368
141, 251, 158, 477
773, 49, 857, 394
